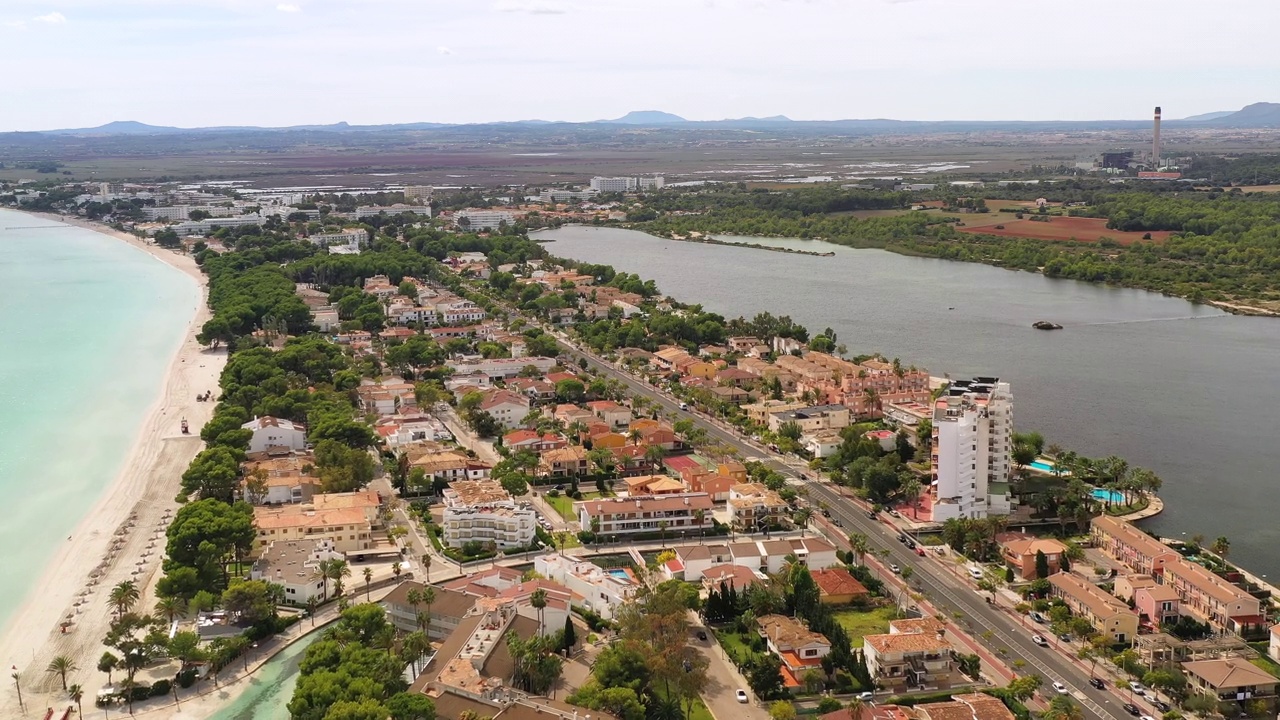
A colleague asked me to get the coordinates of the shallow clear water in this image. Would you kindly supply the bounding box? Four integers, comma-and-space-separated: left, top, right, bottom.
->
0, 209, 197, 630
203, 629, 324, 720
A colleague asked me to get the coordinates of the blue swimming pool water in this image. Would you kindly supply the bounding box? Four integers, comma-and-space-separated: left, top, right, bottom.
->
1092, 488, 1125, 503
1029, 461, 1055, 473
607, 569, 631, 581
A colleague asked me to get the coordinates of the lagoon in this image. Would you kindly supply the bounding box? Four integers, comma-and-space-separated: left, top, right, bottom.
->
0, 209, 196, 632
537, 226, 1280, 576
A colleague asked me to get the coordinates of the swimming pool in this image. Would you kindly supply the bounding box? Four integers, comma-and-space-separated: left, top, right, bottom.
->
607, 568, 632, 581
1029, 461, 1055, 473
1092, 488, 1125, 504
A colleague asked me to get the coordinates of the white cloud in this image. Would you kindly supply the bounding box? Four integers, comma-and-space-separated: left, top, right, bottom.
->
436, 46, 454, 55
276, 3, 301, 12
33, 11, 66, 23
494, 1, 567, 14
4, 20, 28, 30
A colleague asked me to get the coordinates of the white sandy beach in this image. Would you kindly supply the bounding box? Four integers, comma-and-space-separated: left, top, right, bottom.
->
0, 215, 227, 718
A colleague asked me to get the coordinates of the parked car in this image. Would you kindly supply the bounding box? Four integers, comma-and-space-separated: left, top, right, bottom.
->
1030, 611, 1047, 624
1140, 715, 1157, 720
915, 547, 926, 556
1089, 678, 1105, 690
1052, 682, 1069, 695
679, 402, 689, 411
856, 692, 874, 702
1152, 700, 1171, 712
898, 534, 909, 544
1032, 635, 1049, 647
736, 690, 749, 703
833, 518, 843, 527
905, 539, 917, 550
888, 509, 900, 518
1058, 633, 1073, 642
821, 509, 831, 517
696, 630, 708, 641
1129, 681, 1145, 694
1122, 704, 1140, 716
867, 510, 878, 519
969, 567, 985, 580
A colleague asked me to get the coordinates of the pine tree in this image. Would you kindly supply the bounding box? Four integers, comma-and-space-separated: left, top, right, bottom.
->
1035, 550, 1050, 579
562, 614, 577, 655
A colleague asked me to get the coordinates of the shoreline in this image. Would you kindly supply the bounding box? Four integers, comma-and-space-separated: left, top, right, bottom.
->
0, 212, 227, 715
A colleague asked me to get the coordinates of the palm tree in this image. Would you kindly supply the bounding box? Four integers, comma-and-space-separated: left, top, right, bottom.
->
846, 696, 865, 719
392, 562, 402, 579
109, 580, 140, 619
794, 507, 813, 536
420, 586, 436, 636
421, 553, 433, 581
402, 630, 431, 676
155, 596, 187, 625
327, 559, 352, 597
692, 509, 706, 539
305, 595, 320, 626
644, 444, 666, 470
1212, 536, 1231, 559
530, 589, 548, 635
68, 683, 84, 718
363, 567, 373, 600
901, 477, 922, 519
47, 655, 77, 690
658, 520, 669, 547
847, 533, 870, 566
627, 428, 644, 446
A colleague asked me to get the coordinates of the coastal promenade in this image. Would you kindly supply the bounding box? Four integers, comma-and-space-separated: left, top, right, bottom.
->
0, 215, 227, 718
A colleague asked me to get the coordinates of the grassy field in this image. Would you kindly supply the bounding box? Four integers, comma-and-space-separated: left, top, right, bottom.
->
832, 606, 898, 647
545, 493, 577, 522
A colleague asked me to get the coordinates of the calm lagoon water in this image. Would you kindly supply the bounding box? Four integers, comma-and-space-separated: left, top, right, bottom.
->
0, 209, 196, 632
538, 226, 1280, 576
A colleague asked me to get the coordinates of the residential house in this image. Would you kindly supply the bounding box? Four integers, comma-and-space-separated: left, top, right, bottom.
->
537, 445, 590, 478
715, 367, 758, 388
586, 400, 632, 427
1270, 625, 1280, 663
252, 505, 373, 554
803, 430, 843, 459
622, 474, 687, 496
1162, 557, 1264, 633
478, 390, 531, 429
916, 694, 1016, 720
1047, 573, 1139, 645
727, 482, 790, 532
862, 618, 955, 691
576, 494, 714, 540
1114, 574, 1157, 602
410, 450, 492, 482
757, 614, 832, 689
1182, 658, 1277, 706
997, 532, 1068, 580
710, 386, 751, 404
241, 415, 307, 453
507, 378, 556, 404
700, 564, 763, 593
811, 567, 870, 605
727, 336, 762, 353
380, 581, 477, 640
535, 553, 637, 620
1135, 585, 1181, 627
501, 429, 566, 454
442, 480, 537, 549
375, 413, 446, 448
1090, 516, 1181, 577
240, 449, 320, 505
672, 545, 733, 582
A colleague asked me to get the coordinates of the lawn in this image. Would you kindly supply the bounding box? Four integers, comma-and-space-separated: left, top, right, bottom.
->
832, 606, 898, 647
545, 493, 577, 522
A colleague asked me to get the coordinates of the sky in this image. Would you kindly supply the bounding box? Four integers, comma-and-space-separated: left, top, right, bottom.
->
2, 0, 1278, 132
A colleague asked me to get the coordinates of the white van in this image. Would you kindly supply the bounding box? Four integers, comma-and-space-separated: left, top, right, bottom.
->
679, 402, 688, 411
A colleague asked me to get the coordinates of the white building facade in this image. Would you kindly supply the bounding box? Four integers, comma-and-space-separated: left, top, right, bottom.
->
931, 378, 1013, 521
441, 481, 538, 549
242, 415, 308, 453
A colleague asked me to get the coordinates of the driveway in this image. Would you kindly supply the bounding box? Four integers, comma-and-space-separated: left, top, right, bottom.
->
689, 615, 769, 720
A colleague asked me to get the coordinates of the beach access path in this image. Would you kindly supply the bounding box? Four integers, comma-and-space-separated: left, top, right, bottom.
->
0, 215, 227, 717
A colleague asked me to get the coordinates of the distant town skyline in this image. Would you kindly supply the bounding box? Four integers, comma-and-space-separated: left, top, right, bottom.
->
2, 0, 1277, 132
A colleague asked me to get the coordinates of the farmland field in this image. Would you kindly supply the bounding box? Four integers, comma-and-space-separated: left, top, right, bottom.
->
956, 215, 1172, 244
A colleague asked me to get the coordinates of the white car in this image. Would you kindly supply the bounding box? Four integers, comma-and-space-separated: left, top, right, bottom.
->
1129, 681, 1145, 694
1052, 682, 1069, 695
736, 689, 749, 703
1032, 635, 1049, 647
969, 567, 985, 580
890, 564, 901, 574
856, 692, 874, 702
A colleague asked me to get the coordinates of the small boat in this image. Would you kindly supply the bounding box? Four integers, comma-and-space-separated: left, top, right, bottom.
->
1032, 321, 1063, 330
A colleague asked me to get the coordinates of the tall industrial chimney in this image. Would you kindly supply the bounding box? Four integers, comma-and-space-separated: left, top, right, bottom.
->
1152, 106, 1162, 169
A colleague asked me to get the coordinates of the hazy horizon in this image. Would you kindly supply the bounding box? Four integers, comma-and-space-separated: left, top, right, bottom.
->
2, 0, 1278, 133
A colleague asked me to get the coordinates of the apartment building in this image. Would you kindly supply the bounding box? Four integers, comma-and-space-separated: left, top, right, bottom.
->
381, 581, 476, 640
309, 228, 369, 247
727, 482, 790, 531
403, 185, 434, 203
446, 356, 557, 381
442, 480, 537, 549
589, 176, 664, 193
836, 358, 931, 419
249, 538, 343, 604
240, 449, 320, 505
1182, 658, 1277, 706
454, 209, 515, 230
1163, 557, 1263, 632
409, 450, 492, 482
766, 404, 851, 434
478, 389, 531, 429
252, 505, 372, 554
863, 618, 955, 691
1048, 573, 1139, 645
576, 493, 714, 539
241, 415, 307, 453
1090, 516, 1181, 577
930, 378, 1013, 520
1135, 585, 1181, 626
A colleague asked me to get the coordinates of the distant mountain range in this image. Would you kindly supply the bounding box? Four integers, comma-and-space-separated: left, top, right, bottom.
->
23, 103, 1280, 137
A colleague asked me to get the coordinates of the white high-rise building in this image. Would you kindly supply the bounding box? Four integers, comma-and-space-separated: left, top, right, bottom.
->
930, 378, 1013, 521
589, 176, 664, 192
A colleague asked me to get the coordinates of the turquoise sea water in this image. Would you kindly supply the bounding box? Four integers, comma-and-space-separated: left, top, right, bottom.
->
0, 209, 197, 633
204, 629, 324, 720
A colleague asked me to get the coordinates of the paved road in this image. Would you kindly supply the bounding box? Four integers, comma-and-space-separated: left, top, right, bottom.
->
552, 336, 1129, 720
688, 614, 770, 720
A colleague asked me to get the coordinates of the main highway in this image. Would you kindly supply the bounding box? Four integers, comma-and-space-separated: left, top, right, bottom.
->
547, 331, 1134, 720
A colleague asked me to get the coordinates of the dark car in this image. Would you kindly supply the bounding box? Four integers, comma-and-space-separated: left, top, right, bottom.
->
1089, 678, 1105, 690
898, 534, 909, 543
1123, 704, 1141, 716
905, 539, 917, 550
696, 630, 708, 641
867, 510, 878, 519
821, 509, 831, 518
1152, 700, 1171, 712
833, 518, 843, 527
